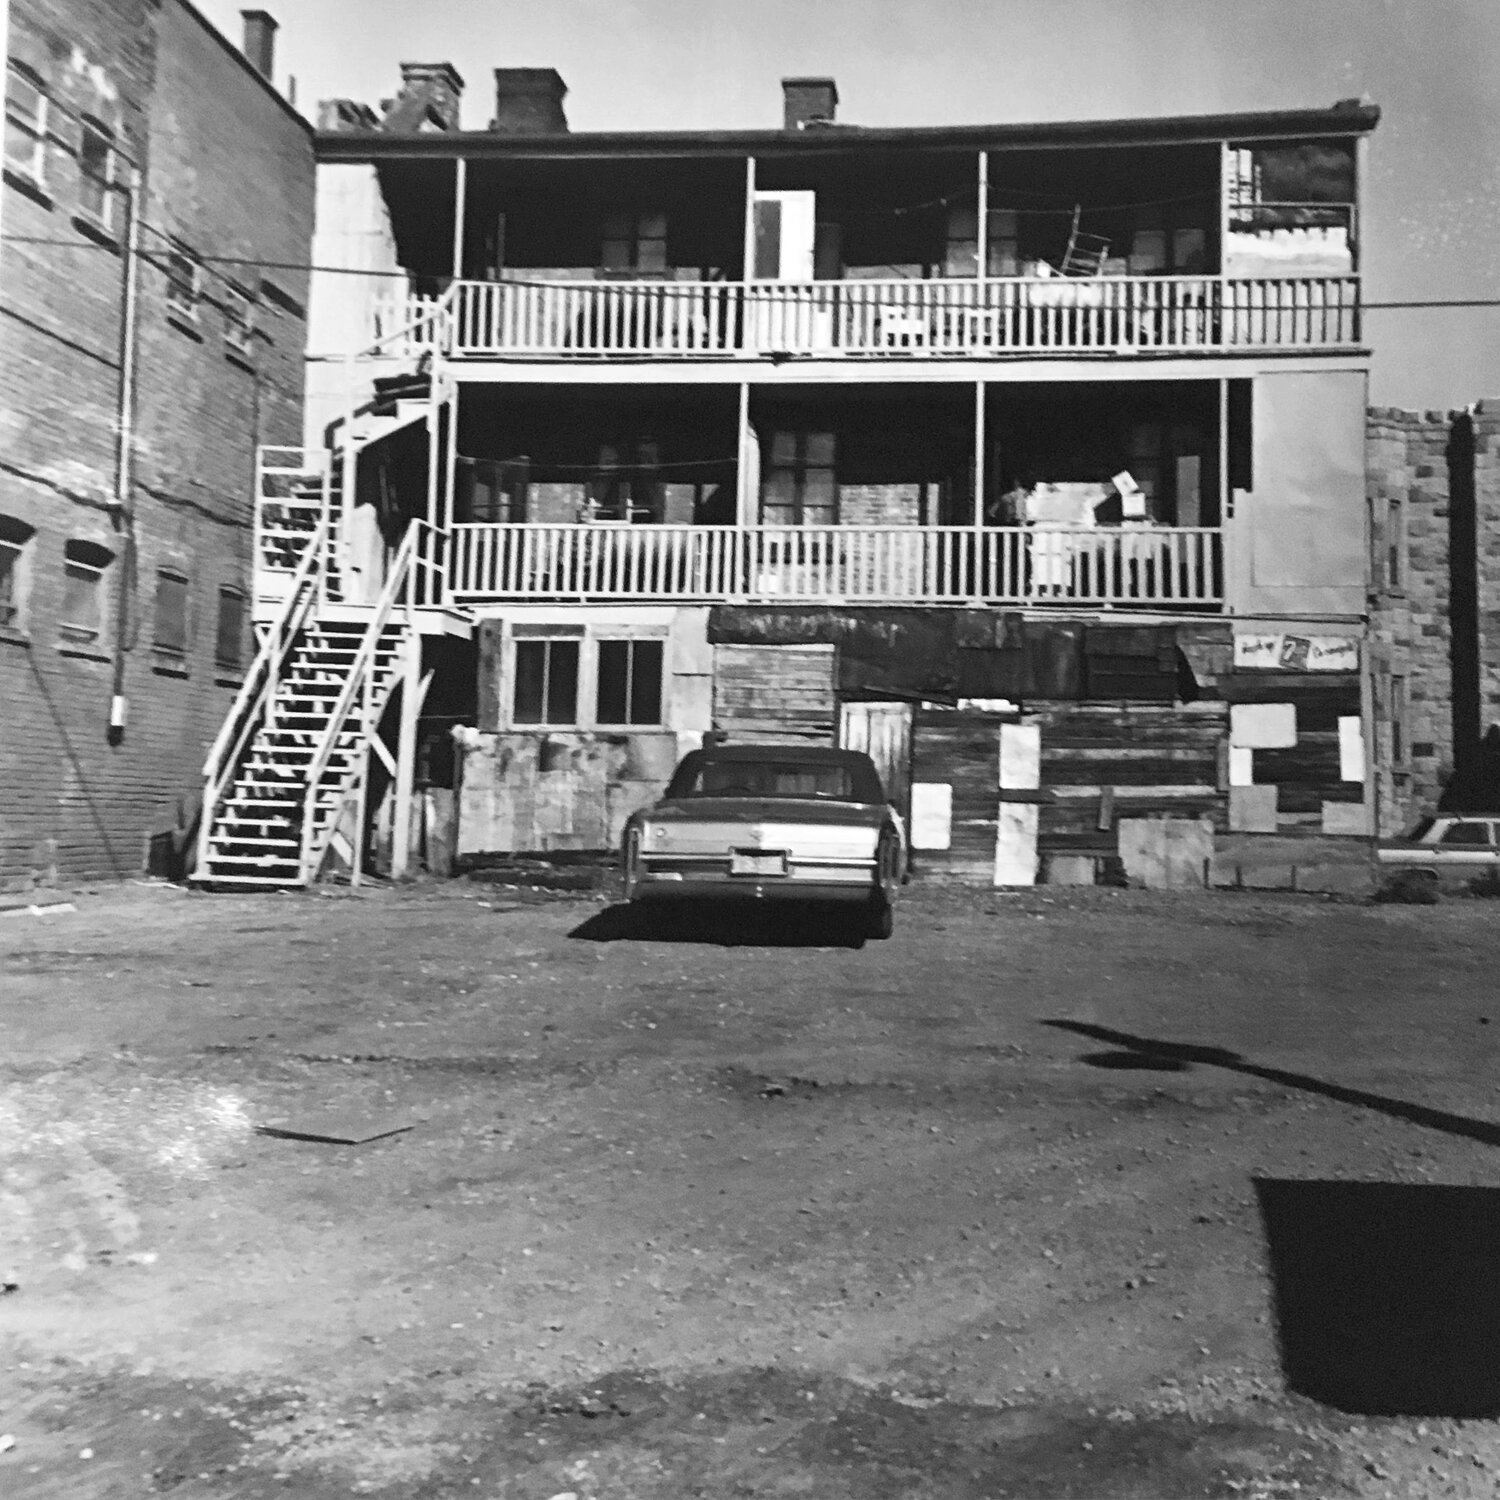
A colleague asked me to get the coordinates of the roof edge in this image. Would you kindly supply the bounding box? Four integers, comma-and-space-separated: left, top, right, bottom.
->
174, 0, 313, 137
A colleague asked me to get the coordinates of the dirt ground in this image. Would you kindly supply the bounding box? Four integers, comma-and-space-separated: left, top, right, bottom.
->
5, 875, 1500, 1498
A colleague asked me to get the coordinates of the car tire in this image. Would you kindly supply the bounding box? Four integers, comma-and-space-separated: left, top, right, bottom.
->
864, 895, 895, 940
864, 830, 900, 939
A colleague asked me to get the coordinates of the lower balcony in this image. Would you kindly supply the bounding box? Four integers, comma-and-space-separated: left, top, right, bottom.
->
445, 523, 1223, 609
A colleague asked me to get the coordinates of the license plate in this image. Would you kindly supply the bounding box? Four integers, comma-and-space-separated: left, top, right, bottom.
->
730, 849, 788, 877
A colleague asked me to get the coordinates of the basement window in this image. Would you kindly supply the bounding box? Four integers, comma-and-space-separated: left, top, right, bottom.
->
3, 63, 48, 187
215, 585, 246, 671
513, 637, 580, 726
153, 568, 190, 656
0, 515, 37, 633
596, 639, 664, 726
60, 539, 114, 641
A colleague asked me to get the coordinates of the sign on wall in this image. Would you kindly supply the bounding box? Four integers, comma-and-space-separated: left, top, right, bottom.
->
1233, 633, 1360, 672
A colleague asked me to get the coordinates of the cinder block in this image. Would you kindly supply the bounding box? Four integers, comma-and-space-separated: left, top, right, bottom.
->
1229, 785, 1279, 833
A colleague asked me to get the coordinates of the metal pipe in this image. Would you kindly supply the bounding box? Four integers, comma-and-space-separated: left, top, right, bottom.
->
109, 165, 144, 740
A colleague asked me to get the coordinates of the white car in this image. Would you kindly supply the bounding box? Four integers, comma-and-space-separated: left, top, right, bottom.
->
1377, 814, 1500, 872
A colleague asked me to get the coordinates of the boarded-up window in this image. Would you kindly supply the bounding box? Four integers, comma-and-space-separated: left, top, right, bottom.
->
61, 539, 113, 639
596, 639, 664, 725
153, 568, 189, 654
513, 638, 580, 726
713, 643, 836, 743
215, 586, 245, 669
763, 430, 836, 526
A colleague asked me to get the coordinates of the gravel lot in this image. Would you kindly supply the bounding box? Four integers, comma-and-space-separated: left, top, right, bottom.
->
4, 876, 1500, 1498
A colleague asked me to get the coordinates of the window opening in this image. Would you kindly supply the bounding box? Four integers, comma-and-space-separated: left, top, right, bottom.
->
224, 285, 255, 356
513, 638, 580, 726
61, 539, 113, 639
763, 430, 836, 527
4, 64, 48, 184
0, 516, 36, 629
601, 211, 668, 274
215, 586, 245, 670
596, 639, 664, 725
166, 243, 200, 319
77, 116, 114, 226
153, 569, 189, 654
1439, 821, 1491, 847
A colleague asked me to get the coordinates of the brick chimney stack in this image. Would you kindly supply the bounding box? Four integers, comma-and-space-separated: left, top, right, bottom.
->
395, 62, 464, 131
782, 77, 838, 130
241, 10, 277, 81
491, 68, 569, 134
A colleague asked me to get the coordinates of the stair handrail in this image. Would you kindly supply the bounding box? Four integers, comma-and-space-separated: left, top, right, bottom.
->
297, 519, 433, 880
196, 508, 331, 880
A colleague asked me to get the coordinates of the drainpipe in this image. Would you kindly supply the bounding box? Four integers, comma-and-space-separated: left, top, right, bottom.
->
109, 165, 144, 742
0, 0, 11, 278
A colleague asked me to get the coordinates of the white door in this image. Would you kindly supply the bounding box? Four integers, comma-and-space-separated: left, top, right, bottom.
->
750, 191, 826, 350
839, 701, 913, 819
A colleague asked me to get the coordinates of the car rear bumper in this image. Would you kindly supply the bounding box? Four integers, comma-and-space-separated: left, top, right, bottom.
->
631, 866, 877, 904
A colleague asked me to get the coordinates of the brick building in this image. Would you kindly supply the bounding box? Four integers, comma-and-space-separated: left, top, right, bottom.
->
1368, 401, 1500, 834
0, 3, 314, 886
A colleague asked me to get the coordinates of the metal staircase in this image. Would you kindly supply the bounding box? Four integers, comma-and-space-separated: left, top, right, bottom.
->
196, 518, 444, 888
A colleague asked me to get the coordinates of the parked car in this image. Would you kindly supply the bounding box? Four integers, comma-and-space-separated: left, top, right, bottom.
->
622, 745, 907, 937
1377, 814, 1500, 873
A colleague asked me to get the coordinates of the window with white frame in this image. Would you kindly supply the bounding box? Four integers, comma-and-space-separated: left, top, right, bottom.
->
165, 242, 201, 320
76, 115, 115, 227
153, 568, 190, 655
595, 638, 664, 726
223, 284, 255, 357
60, 539, 113, 640
512, 631, 582, 726
0, 516, 37, 632
4, 62, 49, 185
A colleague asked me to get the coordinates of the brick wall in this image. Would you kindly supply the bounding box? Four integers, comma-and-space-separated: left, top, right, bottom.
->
1472, 404, 1500, 741
0, 0, 313, 888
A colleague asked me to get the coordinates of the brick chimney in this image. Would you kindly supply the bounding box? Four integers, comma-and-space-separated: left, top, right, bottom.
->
385, 62, 465, 131
782, 77, 837, 130
241, 10, 277, 81
491, 68, 569, 134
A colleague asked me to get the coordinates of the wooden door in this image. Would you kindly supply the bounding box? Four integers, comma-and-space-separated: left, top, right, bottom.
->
840, 701, 913, 819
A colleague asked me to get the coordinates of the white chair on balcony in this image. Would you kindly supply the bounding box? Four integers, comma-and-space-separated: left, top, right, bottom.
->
878, 308, 930, 350
1060, 206, 1110, 279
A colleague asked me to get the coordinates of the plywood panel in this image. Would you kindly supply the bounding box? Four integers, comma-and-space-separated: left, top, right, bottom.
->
714, 644, 836, 743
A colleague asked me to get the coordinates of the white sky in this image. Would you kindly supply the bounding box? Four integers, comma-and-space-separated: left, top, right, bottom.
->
195, 0, 1500, 410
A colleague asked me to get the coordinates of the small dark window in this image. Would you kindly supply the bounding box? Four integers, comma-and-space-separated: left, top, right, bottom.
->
1387, 496, 1405, 590
153, 569, 189, 654
77, 116, 114, 226
1440, 821, 1492, 847
215, 586, 245, 670
166, 243, 200, 319
0, 515, 36, 630
61, 539, 113, 639
752, 200, 782, 279
513, 639, 579, 726
596, 639, 664, 726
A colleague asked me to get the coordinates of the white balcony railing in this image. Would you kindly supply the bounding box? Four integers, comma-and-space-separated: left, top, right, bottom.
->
443, 275, 1360, 360
446, 524, 1224, 608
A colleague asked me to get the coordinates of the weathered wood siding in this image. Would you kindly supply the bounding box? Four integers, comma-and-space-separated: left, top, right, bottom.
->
713, 644, 837, 743
910, 704, 1016, 881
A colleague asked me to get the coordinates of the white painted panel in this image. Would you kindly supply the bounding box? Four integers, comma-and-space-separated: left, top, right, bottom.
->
1338, 715, 1365, 781
1230, 702, 1296, 749
994, 802, 1038, 887
998, 722, 1041, 790
910, 783, 953, 851
1228, 746, 1255, 786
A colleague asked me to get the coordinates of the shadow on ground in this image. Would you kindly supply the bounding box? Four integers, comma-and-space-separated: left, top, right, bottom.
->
570, 901, 868, 949
1043, 1019, 1500, 1147
1256, 1178, 1500, 1417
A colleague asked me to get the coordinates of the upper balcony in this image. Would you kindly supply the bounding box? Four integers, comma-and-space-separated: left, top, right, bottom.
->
314, 98, 1376, 375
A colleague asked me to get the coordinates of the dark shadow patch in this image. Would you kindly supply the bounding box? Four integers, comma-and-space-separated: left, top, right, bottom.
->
1257, 1177, 1500, 1417
1044, 1020, 1500, 1148
570, 902, 866, 949
1081, 1050, 1192, 1073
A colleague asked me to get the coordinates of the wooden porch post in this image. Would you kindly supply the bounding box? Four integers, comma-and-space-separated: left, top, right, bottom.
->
444, 379, 461, 542
741, 156, 757, 281
973, 380, 987, 599
977, 150, 989, 285
451, 155, 467, 283
390, 630, 423, 881
1219, 376, 1230, 521
737, 382, 753, 528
